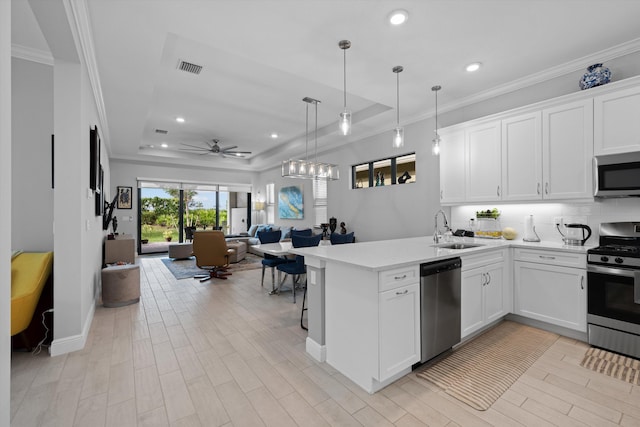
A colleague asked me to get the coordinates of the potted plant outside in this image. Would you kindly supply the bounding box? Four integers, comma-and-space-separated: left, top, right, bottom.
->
163, 229, 173, 242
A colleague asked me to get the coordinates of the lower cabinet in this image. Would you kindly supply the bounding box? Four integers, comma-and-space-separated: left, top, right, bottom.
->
514, 261, 586, 332
379, 282, 421, 380
461, 250, 510, 338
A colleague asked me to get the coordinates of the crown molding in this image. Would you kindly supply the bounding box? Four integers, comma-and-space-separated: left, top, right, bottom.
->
11, 44, 54, 66
64, 0, 111, 156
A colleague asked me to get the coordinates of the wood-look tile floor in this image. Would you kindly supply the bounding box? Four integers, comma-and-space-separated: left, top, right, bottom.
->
10, 256, 640, 426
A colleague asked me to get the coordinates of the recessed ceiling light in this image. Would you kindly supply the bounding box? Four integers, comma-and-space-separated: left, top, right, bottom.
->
176, 117, 185, 123
389, 9, 408, 25
270, 133, 278, 139
466, 62, 482, 72
161, 143, 168, 148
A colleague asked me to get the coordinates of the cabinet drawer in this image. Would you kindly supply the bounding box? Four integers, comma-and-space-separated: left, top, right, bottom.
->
461, 249, 506, 271
513, 248, 585, 268
379, 266, 419, 292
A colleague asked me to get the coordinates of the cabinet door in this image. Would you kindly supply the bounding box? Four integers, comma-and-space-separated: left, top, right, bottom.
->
379, 283, 420, 381
501, 112, 543, 201
594, 85, 640, 155
466, 121, 502, 202
439, 129, 466, 204
461, 268, 485, 338
542, 99, 593, 200
484, 263, 506, 324
514, 262, 586, 332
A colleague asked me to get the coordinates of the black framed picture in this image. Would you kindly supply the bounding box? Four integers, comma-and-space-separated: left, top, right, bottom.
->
117, 186, 133, 209
89, 126, 100, 191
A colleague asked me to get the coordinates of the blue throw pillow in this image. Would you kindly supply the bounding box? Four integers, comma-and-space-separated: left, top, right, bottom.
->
256, 225, 270, 234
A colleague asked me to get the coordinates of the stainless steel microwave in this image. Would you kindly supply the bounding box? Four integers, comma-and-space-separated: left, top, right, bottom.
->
594, 152, 640, 197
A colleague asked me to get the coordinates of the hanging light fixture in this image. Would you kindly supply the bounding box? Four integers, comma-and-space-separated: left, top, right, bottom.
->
392, 65, 404, 148
338, 40, 352, 135
431, 85, 442, 156
282, 97, 340, 180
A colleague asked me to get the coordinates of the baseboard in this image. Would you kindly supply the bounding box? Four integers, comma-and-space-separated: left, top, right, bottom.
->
506, 313, 588, 342
49, 302, 95, 356
306, 337, 326, 362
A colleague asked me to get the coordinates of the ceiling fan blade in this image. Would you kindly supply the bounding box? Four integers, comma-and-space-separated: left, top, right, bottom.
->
220, 145, 238, 152
180, 143, 209, 150
225, 150, 252, 155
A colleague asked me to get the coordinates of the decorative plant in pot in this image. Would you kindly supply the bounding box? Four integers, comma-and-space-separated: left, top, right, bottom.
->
163, 230, 173, 242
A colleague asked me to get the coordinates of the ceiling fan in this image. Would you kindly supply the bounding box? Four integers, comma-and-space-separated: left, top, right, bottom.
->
179, 139, 252, 158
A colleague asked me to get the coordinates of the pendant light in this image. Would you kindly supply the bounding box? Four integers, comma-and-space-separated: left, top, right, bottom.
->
338, 40, 352, 135
431, 85, 442, 156
392, 65, 404, 148
282, 97, 340, 180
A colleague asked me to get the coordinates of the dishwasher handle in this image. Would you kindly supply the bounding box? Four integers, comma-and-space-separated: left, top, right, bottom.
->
420, 257, 462, 277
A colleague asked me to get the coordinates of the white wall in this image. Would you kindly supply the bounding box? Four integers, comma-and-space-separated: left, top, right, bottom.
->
1, 1, 12, 423
11, 57, 53, 251
109, 160, 256, 241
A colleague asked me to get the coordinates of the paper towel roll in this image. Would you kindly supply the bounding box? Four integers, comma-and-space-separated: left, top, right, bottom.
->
523, 215, 540, 242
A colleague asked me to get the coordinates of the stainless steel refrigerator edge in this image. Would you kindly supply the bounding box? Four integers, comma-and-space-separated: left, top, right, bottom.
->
419, 258, 462, 363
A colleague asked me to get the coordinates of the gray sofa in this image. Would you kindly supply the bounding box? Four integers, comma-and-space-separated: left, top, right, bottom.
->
225, 224, 293, 256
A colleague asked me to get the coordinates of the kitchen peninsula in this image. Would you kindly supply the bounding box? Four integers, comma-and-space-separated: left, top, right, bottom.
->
292, 236, 591, 393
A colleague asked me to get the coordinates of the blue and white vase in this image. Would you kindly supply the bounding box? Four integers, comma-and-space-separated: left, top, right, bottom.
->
579, 63, 611, 90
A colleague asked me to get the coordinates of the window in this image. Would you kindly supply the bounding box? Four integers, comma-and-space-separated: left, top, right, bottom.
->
265, 183, 275, 224
351, 152, 415, 189
313, 178, 327, 225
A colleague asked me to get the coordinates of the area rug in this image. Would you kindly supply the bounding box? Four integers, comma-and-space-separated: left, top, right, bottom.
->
580, 347, 640, 385
415, 321, 558, 411
161, 254, 262, 279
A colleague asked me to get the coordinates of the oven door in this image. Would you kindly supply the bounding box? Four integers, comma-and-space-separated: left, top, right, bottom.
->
587, 264, 640, 329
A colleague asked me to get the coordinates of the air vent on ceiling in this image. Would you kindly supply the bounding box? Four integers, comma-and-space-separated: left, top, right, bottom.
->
155, 129, 168, 134
177, 60, 203, 75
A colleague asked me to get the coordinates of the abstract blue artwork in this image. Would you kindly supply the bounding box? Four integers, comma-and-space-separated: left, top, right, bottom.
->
278, 185, 304, 219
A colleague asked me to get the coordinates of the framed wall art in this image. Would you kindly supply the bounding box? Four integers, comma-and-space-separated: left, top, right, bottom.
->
278, 185, 303, 219
117, 186, 133, 209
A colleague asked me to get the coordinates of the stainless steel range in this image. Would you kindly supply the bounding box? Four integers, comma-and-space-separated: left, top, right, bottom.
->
587, 222, 640, 359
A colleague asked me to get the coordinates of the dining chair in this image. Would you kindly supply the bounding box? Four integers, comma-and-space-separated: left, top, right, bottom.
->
257, 229, 289, 291
192, 231, 234, 282
290, 228, 312, 238
329, 232, 355, 244
276, 233, 322, 305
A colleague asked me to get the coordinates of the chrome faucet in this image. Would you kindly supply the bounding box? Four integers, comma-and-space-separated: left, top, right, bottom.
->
433, 209, 450, 243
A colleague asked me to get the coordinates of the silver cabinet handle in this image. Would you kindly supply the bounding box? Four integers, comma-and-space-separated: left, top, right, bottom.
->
440, 189, 443, 200
539, 255, 556, 260
581, 275, 584, 290
486, 272, 491, 285
545, 182, 549, 194
481, 273, 487, 286
497, 186, 500, 197
394, 274, 407, 280
537, 183, 541, 195
396, 289, 408, 295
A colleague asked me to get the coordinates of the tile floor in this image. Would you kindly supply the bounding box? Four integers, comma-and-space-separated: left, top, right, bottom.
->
10, 255, 640, 426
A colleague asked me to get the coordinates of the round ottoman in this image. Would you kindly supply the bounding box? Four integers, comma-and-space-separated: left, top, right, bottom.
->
169, 242, 193, 259
101, 264, 140, 307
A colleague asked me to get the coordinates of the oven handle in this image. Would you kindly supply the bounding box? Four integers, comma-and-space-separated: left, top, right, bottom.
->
588, 264, 640, 304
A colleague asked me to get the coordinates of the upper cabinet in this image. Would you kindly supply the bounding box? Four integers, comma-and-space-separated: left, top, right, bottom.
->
542, 99, 594, 200
594, 85, 640, 155
440, 100, 593, 204
465, 121, 502, 202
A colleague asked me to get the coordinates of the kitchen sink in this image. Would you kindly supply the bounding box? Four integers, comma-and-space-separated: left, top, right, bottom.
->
433, 243, 484, 250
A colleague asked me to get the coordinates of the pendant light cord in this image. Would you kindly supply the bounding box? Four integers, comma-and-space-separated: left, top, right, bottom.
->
305, 102, 309, 162
314, 100, 318, 164
396, 72, 400, 125
343, 48, 347, 108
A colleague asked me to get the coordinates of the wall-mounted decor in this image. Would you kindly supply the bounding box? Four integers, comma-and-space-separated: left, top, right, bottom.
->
117, 186, 133, 209
89, 126, 100, 191
278, 185, 303, 219
95, 166, 104, 216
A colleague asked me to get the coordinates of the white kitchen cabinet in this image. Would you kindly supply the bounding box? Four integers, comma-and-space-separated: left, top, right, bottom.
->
439, 129, 466, 204
379, 282, 420, 380
465, 120, 502, 202
501, 112, 543, 201
542, 99, 594, 200
594, 85, 640, 155
461, 250, 509, 338
513, 249, 587, 332
324, 263, 420, 393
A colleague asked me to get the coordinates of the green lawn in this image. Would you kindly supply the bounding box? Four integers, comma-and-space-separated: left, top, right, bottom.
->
141, 225, 178, 243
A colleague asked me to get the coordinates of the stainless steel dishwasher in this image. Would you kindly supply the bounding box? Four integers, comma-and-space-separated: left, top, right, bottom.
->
419, 257, 462, 363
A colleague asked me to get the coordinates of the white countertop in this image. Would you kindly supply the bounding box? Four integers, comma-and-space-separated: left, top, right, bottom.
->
290, 235, 594, 271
